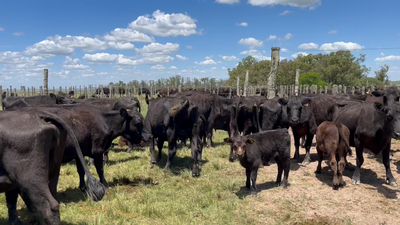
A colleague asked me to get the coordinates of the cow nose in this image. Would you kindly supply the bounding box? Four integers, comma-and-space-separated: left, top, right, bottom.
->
291, 118, 299, 123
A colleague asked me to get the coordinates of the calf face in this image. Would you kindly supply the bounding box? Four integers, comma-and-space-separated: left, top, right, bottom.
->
224, 136, 255, 157
278, 97, 312, 125
371, 87, 400, 106
383, 103, 400, 139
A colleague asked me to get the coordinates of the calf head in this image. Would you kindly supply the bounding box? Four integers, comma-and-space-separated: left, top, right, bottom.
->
259, 100, 284, 130
278, 97, 312, 125
224, 135, 255, 157
371, 87, 400, 106
52, 93, 76, 104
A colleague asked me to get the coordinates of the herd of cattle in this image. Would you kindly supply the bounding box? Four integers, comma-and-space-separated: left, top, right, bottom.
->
0, 86, 400, 224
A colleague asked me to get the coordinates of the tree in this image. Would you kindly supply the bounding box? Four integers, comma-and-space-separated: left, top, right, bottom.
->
299, 73, 327, 86
375, 64, 389, 83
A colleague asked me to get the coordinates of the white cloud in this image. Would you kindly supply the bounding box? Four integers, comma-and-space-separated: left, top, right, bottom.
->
298, 42, 319, 50
129, 10, 199, 37
216, 0, 240, 4
292, 52, 308, 58
211, 67, 217, 70
103, 28, 154, 43
117, 55, 174, 66
380, 52, 385, 56
248, 0, 321, 9
279, 10, 293, 15
328, 30, 337, 34
238, 37, 263, 48
176, 54, 189, 60
82, 74, 94, 77
220, 55, 239, 61
0, 27, 4, 31
170, 66, 178, 69
54, 70, 71, 79
319, 41, 364, 52
62, 56, 90, 70
374, 55, 400, 62
150, 65, 165, 70
24, 39, 75, 56
222, 67, 227, 70
281, 48, 290, 52
13, 32, 24, 36
135, 42, 179, 56
284, 33, 293, 40
240, 49, 269, 61
83, 53, 119, 62
186, 45, 193, 49
195, 56, 217, 65
107, 42, 135, 50
236, 22, 248, 27
266, 35, 277, 41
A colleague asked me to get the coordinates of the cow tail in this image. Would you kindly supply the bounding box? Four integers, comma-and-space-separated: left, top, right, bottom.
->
336, 122, 352, 156
39, 111, 106, 202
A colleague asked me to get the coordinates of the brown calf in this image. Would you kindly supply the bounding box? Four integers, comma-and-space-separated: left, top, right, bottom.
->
315, 121, 351, 190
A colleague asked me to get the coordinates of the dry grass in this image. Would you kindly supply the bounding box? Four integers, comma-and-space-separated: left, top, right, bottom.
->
0, 95, 399, 224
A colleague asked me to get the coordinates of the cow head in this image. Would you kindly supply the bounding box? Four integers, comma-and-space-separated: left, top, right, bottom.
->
119, 108, 150, 145
224, 135, 255, 157
278, 97, 312, 125
258, 100, 285, 130
52, 92, 76, 104
375, 102, 400, 139
371, 87, 400, 106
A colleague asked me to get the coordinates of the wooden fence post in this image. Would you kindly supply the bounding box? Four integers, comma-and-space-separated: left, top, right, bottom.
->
43, 69, 48, 95
295, 69, 300, 96
243, 70, 249, 97
236, 77, 240, 96
267, 47, 280, 99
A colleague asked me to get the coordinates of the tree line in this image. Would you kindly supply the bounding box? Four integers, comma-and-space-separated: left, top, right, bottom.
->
109, 50, 391, 90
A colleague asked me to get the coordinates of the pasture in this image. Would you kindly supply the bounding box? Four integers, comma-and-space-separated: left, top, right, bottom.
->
0, 96, 400, 225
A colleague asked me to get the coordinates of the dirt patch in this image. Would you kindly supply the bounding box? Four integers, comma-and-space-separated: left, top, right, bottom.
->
242, 129, 400, 225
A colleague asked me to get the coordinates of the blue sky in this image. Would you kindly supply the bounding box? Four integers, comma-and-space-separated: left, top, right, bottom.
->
0, 0, 399, 88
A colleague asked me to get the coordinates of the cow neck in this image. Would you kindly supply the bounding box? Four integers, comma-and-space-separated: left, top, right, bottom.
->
102, 111, 127, 139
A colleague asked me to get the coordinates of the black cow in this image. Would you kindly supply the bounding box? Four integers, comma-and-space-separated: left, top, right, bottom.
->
333, 102, 400, 186
2, 93, 74, 110
223, 104, 291, 195
254, 97, 289, 132
0, 109, 105, 225
144, 96, 201, 176
278, 94, 362, 165
12, 104, 150, 190
234, 96, 267, 135
369, 86, 400, 106
139, 87, 151, 96
173, 91, 235, 148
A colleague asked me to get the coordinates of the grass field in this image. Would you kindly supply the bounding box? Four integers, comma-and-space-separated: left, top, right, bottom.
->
0, 96, 400, 224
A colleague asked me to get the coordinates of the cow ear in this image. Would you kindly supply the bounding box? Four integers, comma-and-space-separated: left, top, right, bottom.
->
246, 138, 255, 144
278, 98, 287, 106
371, 91, 383, 97
223, 137, 233, 143
49, 93, 56, 99
119, 108, 129, 118
302, 98, 312, 107
374, 102, 388, 113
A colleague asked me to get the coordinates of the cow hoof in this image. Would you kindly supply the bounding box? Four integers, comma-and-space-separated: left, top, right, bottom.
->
387, 180, 398, 187
315, 170, 321, 174
332, 185, 340, 190
150, 161, 156, 168
79, 186, 87, 192
192, 172, 200, 178
250, 191, 257, 196
351, 179, 360, 185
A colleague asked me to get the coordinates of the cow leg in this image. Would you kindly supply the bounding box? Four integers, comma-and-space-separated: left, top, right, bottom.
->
228, 132, 236, 162
93, 154, 109, 188
250, 168, 258, 195
126, 142, 134, 153
191, 143, 200, 178
301, 133, 314, 166
282, 158, 290, 187
338, 151, 346, 187
330, 152, 339, 190
246, 168, 251, 189
103, 147, 111, 164
6, 189, 22, 225
206, 121, 214, 148
88, 157, 95, 166
315, 150, 324, 174
351, 144, 364, 185
292, 132, 301, 160
300, 136, 306, 148
275, 158, 283, 186
149, 136, 158, 168
157, 138, 164, 162
382, 143, 397, 186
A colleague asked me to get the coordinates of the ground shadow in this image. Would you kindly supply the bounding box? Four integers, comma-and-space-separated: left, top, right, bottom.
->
108, 176, 158, 187
106, 155, 140, 166
235, 181, 280, 199
58, 187, 87, 204
315, 163, 400, 199
111, 146, 147, 153
209, 141, 228, 148
289, 153, 319, 171
0, 208, 83, 225
395, 160, 400, 174
153, 151, 209, 176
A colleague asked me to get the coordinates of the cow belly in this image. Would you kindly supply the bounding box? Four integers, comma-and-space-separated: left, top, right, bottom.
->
293, 124, 308, 137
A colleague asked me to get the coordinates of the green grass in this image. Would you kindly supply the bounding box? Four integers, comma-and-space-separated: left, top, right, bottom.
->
0, 95, 256, 225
